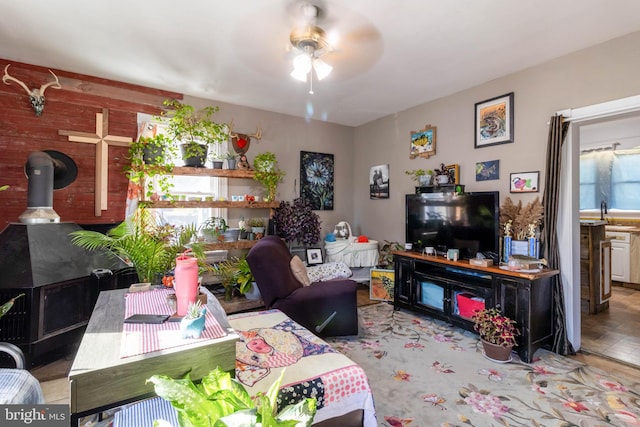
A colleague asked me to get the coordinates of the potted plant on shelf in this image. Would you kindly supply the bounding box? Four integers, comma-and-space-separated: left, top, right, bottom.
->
162, 99, 229, 168
405, 169, 433, 186
200, 217, 227, 243
124, 134, 177, 200
148, 367, 316, 426
223, 151, 237, 170
472, 306, 520, 362
211, 155, 224, 169
247, 217, 265, 236
252, 151, 285, 202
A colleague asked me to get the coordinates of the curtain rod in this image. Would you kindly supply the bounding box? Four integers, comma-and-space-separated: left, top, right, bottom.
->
580, 142, 620, 154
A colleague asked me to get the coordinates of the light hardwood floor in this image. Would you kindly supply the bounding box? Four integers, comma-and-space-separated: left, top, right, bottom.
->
31, 283, 640, 405
581, 284, 640, 368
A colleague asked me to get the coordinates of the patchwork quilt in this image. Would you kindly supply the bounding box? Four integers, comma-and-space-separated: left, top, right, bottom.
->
228, 309, 377, 426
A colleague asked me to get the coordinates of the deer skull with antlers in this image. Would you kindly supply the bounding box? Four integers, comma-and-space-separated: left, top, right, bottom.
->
3, 64, 61, 116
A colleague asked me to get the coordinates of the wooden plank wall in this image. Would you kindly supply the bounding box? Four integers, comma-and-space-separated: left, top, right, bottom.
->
0, 59, 183, 229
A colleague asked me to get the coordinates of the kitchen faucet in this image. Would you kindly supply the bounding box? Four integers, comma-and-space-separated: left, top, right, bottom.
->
600, 200, 608, 221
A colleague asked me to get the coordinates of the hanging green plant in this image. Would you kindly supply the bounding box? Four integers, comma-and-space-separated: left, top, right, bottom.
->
252, 151, 285, 201
124, 134, 176, 200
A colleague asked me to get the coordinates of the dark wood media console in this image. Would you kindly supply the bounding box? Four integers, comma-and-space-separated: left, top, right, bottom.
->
393, 251, 559, 363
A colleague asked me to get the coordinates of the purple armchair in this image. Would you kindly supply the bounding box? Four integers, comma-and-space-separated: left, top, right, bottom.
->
246, 236, 359, 336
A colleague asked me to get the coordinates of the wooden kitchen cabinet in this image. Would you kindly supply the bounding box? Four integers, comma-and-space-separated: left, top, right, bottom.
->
580, 222, 609, 314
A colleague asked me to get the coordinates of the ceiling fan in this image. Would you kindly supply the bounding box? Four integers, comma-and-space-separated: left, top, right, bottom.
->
230, 1, 382, 88
288, 2, 334, 93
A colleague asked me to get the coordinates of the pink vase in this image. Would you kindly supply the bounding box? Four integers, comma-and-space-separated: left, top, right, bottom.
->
174, 255, 199, 316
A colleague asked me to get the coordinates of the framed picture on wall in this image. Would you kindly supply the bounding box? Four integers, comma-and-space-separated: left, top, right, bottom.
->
300, 151, 334, 210
510, 171, 539, 193
369, 269, 395, 302
410, 124, 436, 159
476, 160, 500, 181
369, 164, 389, 199
475, 92, 514, 148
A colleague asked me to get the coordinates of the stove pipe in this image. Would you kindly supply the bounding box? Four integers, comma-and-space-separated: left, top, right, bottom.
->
19, 151, 60, 224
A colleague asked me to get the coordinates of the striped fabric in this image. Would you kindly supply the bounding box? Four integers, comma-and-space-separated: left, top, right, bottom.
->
114, 396, 177, 427
120, 288, 226, 358
0, 369, 44, 404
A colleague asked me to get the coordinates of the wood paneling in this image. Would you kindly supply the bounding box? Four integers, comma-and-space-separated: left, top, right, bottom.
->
0, 59, 183, 228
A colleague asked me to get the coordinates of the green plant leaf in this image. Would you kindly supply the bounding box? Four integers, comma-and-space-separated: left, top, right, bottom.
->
149, 367, 316, 427
0, 293, 24, 319
148, 374, 227, 426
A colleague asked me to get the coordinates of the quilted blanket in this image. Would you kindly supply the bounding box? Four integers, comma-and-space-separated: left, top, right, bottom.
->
228, 309, 377, 426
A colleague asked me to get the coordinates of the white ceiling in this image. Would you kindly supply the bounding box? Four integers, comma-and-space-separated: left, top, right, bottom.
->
3, 1, 640, 127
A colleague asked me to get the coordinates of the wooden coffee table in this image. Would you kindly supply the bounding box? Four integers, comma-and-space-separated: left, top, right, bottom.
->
68, 287, 239, 426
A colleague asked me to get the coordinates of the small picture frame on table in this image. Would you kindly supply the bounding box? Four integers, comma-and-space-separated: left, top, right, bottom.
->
306, 248, 323, 265
369, 269, 395, 302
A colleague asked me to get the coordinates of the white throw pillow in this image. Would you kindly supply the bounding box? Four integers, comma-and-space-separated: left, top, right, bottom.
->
307, 262, 353, 283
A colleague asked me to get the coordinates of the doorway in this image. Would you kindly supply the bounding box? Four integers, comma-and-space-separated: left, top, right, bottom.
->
571, 103, 640, 367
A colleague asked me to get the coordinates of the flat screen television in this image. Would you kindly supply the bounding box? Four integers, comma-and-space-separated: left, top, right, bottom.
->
405, 191, 500, 259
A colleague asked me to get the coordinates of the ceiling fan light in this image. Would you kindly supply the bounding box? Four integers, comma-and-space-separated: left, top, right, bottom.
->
291, 53, 312, 81
313, 58, 332, 80
290, 68, 308, 82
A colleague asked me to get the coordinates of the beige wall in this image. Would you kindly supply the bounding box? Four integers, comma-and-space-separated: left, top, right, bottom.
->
183, 95, 355, 240
353, 31, 640, 245
179, 30, 640, 246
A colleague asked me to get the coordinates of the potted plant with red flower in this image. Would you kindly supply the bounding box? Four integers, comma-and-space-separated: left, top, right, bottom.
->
472, 306, 520, 362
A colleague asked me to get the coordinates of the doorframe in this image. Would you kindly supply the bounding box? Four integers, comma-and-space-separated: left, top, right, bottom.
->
558, 94, 640, 351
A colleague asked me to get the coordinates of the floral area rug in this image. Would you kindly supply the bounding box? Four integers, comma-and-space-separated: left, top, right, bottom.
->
325, 303, 640, 427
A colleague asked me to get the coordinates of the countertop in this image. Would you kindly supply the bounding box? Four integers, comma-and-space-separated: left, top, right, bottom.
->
606, 225, 640, 233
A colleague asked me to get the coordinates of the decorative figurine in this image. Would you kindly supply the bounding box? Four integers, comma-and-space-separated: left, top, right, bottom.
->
504, 220, 512, 237
237, 154, 251, 170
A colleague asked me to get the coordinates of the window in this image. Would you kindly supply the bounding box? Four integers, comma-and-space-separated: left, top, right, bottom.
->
579, 148, 640, 212
136, 113, 226, 229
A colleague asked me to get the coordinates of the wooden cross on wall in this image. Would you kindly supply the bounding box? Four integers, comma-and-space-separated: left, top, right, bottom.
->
59, 108, 132, 216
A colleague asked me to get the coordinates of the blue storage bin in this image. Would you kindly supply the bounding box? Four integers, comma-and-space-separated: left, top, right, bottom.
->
420, 281, 444, 310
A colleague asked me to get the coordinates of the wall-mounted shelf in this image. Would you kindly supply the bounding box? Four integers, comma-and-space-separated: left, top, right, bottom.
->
146, 200, 279, 209
144, 166, 277, 251
170, 167, 257, 178
203, 240, 259, 251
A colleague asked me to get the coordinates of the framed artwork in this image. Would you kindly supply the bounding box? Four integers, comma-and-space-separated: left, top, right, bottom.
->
474, 92, 514, 148
410, 124, 436, 159
369, 164, 389, 199
300, 151, 334, 210
476, 160, 500, 181
510, 171, 539, 193
445, 164, 460, 184
306, 248, 323, 265
370, 269, 395, 302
